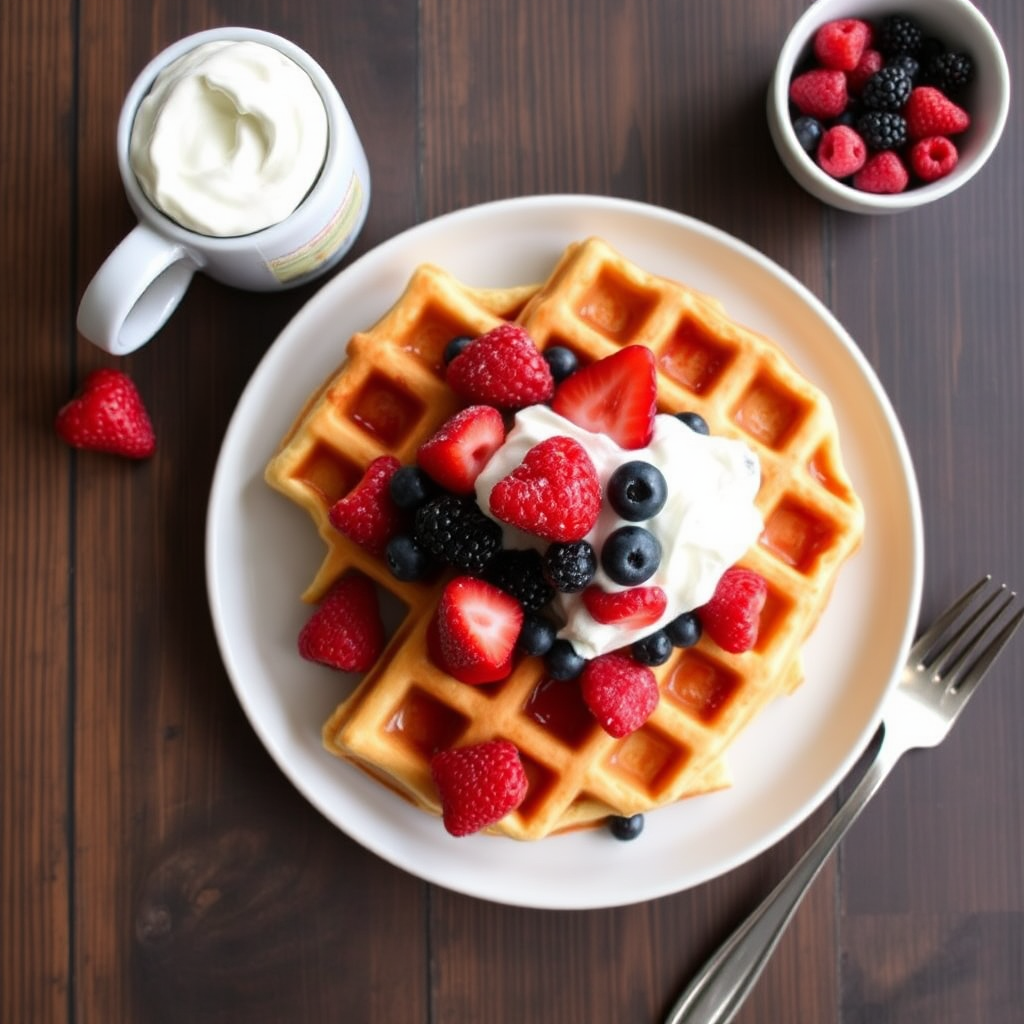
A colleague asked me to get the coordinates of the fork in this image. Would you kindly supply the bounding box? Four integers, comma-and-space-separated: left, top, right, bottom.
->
664, 575, 1023, 1024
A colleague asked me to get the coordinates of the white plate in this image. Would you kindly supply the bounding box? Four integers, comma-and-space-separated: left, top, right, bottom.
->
206, 195, 923, 910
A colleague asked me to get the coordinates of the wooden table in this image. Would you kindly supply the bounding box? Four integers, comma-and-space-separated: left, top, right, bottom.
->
4, 1, 1022, 1021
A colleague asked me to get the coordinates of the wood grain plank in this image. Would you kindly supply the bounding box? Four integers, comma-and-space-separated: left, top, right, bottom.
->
71, 2, 426, 1022
0, 0, 76, 1020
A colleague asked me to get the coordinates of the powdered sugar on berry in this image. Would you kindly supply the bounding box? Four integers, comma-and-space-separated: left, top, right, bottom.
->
474, 404, 763, 659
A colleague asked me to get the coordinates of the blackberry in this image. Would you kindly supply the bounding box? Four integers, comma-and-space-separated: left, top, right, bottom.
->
926, 52, 975, 95
861, 66, 912, 112
543, 540, 597, 593
413, 494, 501, 574
857, 111, 908, 151
484, 548, 553, 611
878, 14, 923, 57
890, 54, 920, 84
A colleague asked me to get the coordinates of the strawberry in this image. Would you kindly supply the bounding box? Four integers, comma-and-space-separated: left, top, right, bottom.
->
328, 455, 403, 557
789, 68, 848, 121
55, 368, 156, 458
297, 573, 385, 673
445, 323, 554, 408
581, 585, 668, 628
904, 86, 970, 140
697, 567, 768, 654
417, 405, 505, 495
909, 136, 959, 182
816, 124, 867, 179
488, 435, 601, 543
551, 345, 657, 450
846, 47, 883, 94
430, 739, 528, 836
853, 150, 909, 194
813, 19, 871, 72
431, 576, 524, 684
580, 653, 659, 738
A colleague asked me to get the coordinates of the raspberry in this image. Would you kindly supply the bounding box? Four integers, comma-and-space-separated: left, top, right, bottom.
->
445, 324, 554, 409
430, 739, 528, 836
853, 151, 910, 194
297, 573, 385, 673
789, 68, 848, 120
909, 136, 959, 182
697, 567, 768, 654
580, 653, 660, 738
816, 124, 867, 179
581, 584, 668, 629
488, 435, 601, 543
846, 48, 883, 94
904, 86, 970, 140
328, 455, 403, 557
812, 19, 871, 72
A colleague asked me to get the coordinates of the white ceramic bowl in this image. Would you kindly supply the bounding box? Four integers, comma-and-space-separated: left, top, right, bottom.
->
768, 0, 1011, 213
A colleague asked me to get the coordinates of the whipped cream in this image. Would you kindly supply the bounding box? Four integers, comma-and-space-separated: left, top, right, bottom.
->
475, 405, 763, 659
129, 40, 328, 237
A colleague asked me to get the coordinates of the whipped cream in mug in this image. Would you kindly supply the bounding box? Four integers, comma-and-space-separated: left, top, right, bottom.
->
475, 404, 764, 659
129, 40, 329, 237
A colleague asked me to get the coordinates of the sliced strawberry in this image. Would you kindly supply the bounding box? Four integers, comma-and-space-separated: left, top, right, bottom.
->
327, 455, 403, 557
445, 323, 554, 408
431, 576, 524, 684
417, 405, 505, 495
430, 739, 528, 836
551, 346, 657, 449
580, 653, 660, 738
297, 573, 385, 673
697, 567, 768, 654
55, 368, 156, 459
581, 585, 668, 628
488, 435, 601, 542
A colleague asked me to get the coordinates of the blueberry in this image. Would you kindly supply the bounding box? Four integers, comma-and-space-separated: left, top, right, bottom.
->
632, 629, 672, 666
601, 526, 661, 586
675, 411, 709, 435
664, 610, 702, 648
442, 334, 474, 364
543, 540, 597, 593
386, 534, 432, 581
608, 461, 668, 522
518, 613, 557, 657
389, 464, 436, 510
608, 813, 644, 840
544, 639, 586, 680
792, 115, 823, 153
543, 345, 578, 382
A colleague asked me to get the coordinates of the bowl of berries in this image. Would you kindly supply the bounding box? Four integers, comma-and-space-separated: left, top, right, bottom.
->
768, 0, 1010, 212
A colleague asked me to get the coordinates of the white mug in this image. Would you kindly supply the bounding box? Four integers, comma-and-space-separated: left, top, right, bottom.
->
77, 27, 371, 355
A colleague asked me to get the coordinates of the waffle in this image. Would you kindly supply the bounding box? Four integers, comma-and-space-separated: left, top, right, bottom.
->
268, 238, 864, 840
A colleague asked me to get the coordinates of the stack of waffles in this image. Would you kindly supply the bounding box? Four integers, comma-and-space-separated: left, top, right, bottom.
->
264, 238, 865, 839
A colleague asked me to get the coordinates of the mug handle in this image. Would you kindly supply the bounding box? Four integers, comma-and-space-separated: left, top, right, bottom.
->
77, 222, 202, 355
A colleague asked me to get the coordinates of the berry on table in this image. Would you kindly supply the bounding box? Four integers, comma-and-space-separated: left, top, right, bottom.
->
430, 739, 528, 836
55, 368, 156, 458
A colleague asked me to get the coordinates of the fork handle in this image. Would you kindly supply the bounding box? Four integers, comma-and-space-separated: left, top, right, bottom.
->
664, 725, 902, 1024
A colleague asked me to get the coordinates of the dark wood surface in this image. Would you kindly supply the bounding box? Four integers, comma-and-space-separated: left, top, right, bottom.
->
3, 1, 1022, 1021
